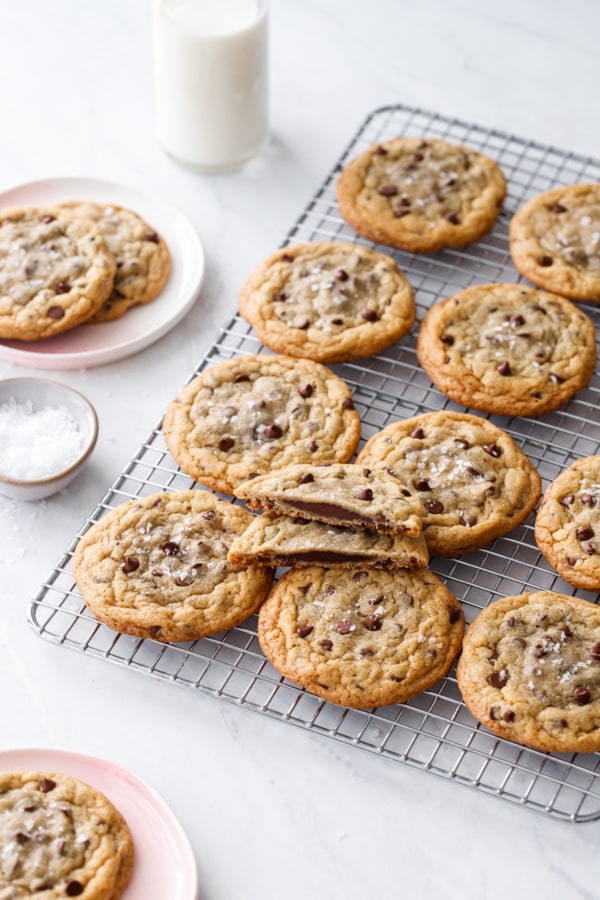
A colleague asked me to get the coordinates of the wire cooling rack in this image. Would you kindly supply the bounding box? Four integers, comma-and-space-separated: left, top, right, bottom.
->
29, 105, 600, 822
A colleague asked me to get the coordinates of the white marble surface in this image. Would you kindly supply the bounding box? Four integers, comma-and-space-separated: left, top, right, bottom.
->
1, 0, 600, 897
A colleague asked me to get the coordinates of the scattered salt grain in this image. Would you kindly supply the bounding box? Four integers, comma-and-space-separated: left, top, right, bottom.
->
0, 398, 85, 480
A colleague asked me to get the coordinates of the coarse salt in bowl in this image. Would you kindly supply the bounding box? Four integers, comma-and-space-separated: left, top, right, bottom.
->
0, 377, 98, 501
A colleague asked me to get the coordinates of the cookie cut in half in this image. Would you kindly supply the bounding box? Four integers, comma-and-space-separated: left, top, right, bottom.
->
509, 183, 600, 302
238, 241, 415, 363
457, 591, 600, 754
258, 565, 464, 708
235, 463, 423, 535
0, 770, 134, 898
416, 283, 596, 416
72, 490, 273, 643
336, 136, 506, 253
227, 514, 429, 569
356, 411, 541, 557
535, 455, 600, 592
162, 354, 361, 496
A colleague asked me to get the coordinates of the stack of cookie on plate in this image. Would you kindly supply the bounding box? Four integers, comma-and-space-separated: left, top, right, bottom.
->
0, 201, 170, 341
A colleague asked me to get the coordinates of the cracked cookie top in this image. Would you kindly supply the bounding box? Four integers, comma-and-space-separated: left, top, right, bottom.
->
238, 241, 415, 363
336, 137, 506, 253
457, 591, 600, 753
509, 183, 600, 301
417, 283, 596, 416
356, 411, 541, 557
162, 354, 361, 495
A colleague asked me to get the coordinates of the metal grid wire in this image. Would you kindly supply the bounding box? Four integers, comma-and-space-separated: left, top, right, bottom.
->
29, 105, 600, 822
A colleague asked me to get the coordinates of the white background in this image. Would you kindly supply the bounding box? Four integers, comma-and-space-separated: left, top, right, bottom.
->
1, 1, 599, 897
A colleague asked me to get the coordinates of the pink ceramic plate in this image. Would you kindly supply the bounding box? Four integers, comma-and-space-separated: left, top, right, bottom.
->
0, 177, 205, 370
0, 747, 199, 899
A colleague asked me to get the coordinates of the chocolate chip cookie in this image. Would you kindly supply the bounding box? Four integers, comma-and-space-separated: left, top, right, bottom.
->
227, 514, 429, 569
258, 565, 464, 708
238, 241, 415, 363
0, 206, 116, 340
72, 490, 273, 643
356, 411, 541, 557
0, 770, 134, 898
57, 201, 171, 322
535, 455, 600, 591
457, 591, 600, 753
162, 354, 361, 496
235, 463, 423, 535
509, 183, 600, 302
416, 283, 596, 416
336, 136, 506, 253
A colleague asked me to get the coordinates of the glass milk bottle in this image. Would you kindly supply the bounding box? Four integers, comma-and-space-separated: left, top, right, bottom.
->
153, 0, 269, 172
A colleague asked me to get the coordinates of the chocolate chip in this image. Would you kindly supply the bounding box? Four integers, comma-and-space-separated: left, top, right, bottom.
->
66, 882, 84, 897
264, 424, 282, 439
414, 478, 431, 491
378, 184, 399, 196
15, 832, 29, 844
441, 334, 454, 346
352, 570, 368, 582
369, 595, 384, 606
161, 541, 179, 555
363, 468, 371, 477
219, 436, 234, 451
375, 146, 388, 155
394, 208, 410, 218
202, 510, 216, 521
502, 709, 516, 723
307, 440, 319, 452
296, 625, 313, 638
487, 671, 508, 688
318, 639, 333, 650
539, 255, 554, 267
334, 268, 349, 281
151, 569, 163, 577
331, 317, 344, 325
410, 428, 425, 439
336, 620, 354, 634
424, 499, 444, 513
466, 466, 483, 478
513, 637, 526, 648
175, 574, 193, 586
561, 494, 575, 506
496, 361, 511, 376
582, 494, 596, 507
299, 384, 313, 398
234, 373, 250, 383
122, 557, 139, 574
41, 214, 56, 223
281, 252, 294, 262
342, 398, 354, 410
38, 778, 56, 793
361, 308, 378, 322
47, 305, 65, 319
459, 513, 477, 527
358, 488, 373, 501
275, 291, 288, 302
454, 438, 470, 449
577, 526, 595, 541
299, 473, 314, 484
574, 686, 591, 705
549, 203, 567, 213
567, 557, 578, 566
449, 607, 460, 624
549, 373, 565, 384
509, 314, 525, 326
444, 211, 459, 224
483, 443, 502, 458
55, 280, 71, 294
146, 230, 160, 243
589, 643, 600, 660
364, 615, 383, 631
559, 623, 572, 638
